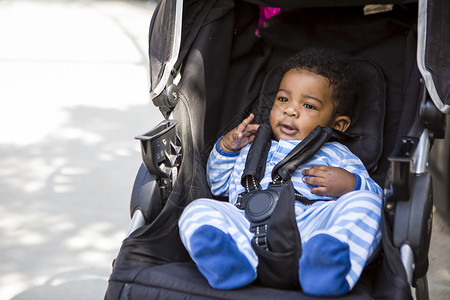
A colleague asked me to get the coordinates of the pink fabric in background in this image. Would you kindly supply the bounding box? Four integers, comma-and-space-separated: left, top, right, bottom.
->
256, 6, 280, 35
258, 6, 281, 28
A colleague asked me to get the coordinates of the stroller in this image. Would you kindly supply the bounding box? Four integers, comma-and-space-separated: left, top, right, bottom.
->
106, 0, 450, 299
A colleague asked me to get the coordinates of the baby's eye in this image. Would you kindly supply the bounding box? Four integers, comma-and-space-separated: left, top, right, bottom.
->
277, 97, 288, 102
304, 103, 316, 110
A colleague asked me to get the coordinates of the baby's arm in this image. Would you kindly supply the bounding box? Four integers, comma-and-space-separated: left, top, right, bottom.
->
207, 114, 260, 196
219, 114, 260, 152
302, 146, 382, 197
302, 166, 356, 197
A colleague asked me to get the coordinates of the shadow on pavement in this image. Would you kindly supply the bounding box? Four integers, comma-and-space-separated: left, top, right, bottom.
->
0, 104, 162, 299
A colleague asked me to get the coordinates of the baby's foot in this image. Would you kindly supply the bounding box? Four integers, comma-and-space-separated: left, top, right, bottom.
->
299, 233, 351, 296
189, 225, 256, 289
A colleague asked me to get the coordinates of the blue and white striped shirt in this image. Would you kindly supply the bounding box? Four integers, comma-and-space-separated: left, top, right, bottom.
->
207, 138, 383, 205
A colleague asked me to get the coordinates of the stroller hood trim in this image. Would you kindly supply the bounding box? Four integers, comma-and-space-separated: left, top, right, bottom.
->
417, 0, 450, 114
150, 0, 183, 100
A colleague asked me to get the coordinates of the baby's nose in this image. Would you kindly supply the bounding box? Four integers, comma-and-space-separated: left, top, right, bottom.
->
283, 105, 298, 117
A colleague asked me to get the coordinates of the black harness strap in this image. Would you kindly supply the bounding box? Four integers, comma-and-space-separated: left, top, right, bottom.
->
272, 126, 354, 182
236, 125, 353, 208
241, 122, 273, 192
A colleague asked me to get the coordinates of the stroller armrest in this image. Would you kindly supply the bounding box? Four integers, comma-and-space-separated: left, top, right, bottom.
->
127, 120, 183, 236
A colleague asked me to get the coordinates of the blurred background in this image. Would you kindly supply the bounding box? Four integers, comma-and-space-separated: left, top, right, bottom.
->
0, 0, 159, 299
0, 0, 448, 299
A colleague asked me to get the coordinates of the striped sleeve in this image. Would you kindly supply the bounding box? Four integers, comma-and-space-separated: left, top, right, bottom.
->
206, 138, 240, 197
332, 143, 383, 197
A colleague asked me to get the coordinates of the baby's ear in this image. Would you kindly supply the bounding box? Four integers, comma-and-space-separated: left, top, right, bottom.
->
332, 116, 351, 132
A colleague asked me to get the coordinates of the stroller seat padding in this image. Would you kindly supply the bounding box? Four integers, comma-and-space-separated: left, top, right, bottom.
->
119, 261, 373, 300
344, 59, 386, 172
108, 59, 387, 300
255, 59, 386, 172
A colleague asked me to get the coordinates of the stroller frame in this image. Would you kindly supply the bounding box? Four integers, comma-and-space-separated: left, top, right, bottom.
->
106, 0, 450, 299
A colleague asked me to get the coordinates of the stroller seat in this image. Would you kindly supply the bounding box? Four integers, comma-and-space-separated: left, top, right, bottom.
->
107, 54, 387, 300
110, 261, 375, 300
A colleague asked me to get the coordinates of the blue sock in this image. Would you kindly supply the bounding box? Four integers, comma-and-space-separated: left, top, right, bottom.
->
299, 233, 351, 296
189, 225, 256, 289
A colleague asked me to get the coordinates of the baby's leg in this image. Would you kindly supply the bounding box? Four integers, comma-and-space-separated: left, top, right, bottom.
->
179, 198, 257, 289
297, 190, 382, 296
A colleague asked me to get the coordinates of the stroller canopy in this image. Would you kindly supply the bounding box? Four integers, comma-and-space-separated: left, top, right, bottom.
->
149, 0, 450, 114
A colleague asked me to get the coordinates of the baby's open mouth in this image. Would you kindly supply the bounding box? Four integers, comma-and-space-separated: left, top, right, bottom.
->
280, 124, 297, 135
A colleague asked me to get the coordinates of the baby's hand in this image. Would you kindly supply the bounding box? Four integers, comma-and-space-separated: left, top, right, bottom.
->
219, 114, 260, 152
302, 166, 356, 197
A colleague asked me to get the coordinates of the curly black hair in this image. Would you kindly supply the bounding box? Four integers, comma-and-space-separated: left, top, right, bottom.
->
281, 48, 357, 118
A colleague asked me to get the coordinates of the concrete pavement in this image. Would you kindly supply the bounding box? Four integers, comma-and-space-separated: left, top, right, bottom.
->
0, 1, 159, 299
0, 0, 448, 299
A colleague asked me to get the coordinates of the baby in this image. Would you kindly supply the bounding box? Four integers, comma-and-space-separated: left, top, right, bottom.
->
179, 48, 383, 296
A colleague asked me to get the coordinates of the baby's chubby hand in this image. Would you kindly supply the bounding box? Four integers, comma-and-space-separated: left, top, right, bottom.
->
302, 166, 356, 197
219, 114, 260, 152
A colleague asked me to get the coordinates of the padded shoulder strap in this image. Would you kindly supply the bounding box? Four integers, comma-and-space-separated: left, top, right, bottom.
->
273, 126, 356, 181
241, 124, 356, 189
240, 123, 273, 191
272, 126, 354, 181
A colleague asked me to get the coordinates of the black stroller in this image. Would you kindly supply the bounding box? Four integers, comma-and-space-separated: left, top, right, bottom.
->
106, 0, 450, 299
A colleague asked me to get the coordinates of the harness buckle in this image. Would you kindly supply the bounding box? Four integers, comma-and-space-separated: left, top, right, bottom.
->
251, 224, 269, 250
235, 193, 244, 209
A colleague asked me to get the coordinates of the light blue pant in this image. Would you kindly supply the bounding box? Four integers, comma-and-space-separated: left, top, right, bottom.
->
179, 190, 382, 295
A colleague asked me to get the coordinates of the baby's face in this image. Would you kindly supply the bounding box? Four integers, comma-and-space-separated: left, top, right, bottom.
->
269, 69, 337, 141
